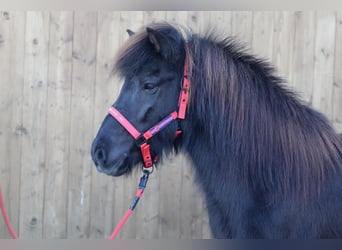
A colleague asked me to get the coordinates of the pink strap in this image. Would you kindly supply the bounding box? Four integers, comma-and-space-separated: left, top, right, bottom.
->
143, 111, 178, 140
108, 107, 141, 139
178, 55, 190, 119
109, 209, 133, 239
0, 186, 18, 239
136, 188, 143, 198
140, 143, 153, 168
109, 187, 145, 239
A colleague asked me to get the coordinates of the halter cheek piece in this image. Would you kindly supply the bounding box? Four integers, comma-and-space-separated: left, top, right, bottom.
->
108, 55, 190, 170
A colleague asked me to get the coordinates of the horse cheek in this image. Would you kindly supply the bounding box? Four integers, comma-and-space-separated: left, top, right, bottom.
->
137, 104, 153, 123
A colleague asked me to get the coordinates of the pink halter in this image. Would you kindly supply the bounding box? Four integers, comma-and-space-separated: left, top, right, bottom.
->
108, 55, 190, 169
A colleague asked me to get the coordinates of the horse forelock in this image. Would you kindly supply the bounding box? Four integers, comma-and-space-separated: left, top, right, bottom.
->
113, 22, 190, 78
113, 27, 152, 77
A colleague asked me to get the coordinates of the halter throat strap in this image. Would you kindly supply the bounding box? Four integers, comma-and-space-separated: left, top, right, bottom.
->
108, 54, 190, 169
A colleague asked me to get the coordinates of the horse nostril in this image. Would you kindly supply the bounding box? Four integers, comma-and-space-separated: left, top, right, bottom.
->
94, 147, 107, 166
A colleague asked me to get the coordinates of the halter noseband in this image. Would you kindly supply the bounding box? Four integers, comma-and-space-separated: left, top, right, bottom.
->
108, 55, 190, 170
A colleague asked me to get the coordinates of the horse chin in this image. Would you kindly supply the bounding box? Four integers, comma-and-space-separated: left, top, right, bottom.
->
96, 154, 129, 177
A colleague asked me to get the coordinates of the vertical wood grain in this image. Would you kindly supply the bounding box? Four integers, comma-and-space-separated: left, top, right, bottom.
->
272, 11, 295, 86
333, 12, 342, 133
312, 12, 336, 121
67, 11, 97, 238
188, 11, 211, 34
210, 11, 233, 36
252, 12, 274, 60
43, 11, 73, 239
0, 11, 25, 238
19, 11, 50, 239
291, 11, 316, 104
231, 11, 253, 46
89, 11, 120, 239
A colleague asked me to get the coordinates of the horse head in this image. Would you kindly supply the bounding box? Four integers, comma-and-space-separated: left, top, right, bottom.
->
91, 24, 187, 176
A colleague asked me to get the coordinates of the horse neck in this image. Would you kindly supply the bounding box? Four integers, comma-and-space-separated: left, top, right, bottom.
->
181, 40, 342, 203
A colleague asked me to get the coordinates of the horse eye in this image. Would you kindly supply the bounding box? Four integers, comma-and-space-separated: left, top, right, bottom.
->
143, 83, 154, 89
143, 83, 158, 91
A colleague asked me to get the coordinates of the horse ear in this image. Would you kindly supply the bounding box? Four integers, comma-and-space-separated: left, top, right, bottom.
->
146, 27, 162, 53
126, 29, 135, 36
146, 27, 182, 60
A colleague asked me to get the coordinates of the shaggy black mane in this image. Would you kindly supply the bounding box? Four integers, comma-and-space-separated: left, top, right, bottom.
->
188, 30, 342, 204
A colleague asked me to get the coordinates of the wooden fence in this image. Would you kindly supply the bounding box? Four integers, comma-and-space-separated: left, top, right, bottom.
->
0, 11, 341, 239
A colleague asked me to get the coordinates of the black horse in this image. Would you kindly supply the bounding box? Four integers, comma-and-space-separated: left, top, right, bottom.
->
91, 22, 342, 238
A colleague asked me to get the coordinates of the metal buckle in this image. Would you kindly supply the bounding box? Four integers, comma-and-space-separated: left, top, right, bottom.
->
135, 135, 146, 147
142, 164, 155, 176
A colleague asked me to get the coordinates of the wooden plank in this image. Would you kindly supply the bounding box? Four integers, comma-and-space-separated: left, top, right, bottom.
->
312, 11, 336, 121
43, 11, 73, 239
112, 11, 144, 239
188, 11, 211, 34
291, 11, 316, 104
0, 11, 25, 239
333, 11, 342, 133
67, 11, 97, 238
252, 11, 275, 61
89, 11, 120, 239
272, 11, 295, 87
19, 11, 50, 239
143, 11, 166, 24
231, 11, 253, 46
210, 11, 233, 36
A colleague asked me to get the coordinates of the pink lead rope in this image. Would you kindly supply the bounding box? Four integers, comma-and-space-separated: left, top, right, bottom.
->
109, 173, 148, 240
0, 186, 18, 239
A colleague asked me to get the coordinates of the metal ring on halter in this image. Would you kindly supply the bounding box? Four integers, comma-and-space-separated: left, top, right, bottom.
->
142, 164, 155, 175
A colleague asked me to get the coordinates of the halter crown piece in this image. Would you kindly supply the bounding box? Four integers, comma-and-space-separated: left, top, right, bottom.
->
108, 54, 190, 170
